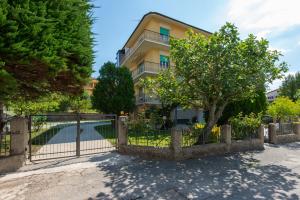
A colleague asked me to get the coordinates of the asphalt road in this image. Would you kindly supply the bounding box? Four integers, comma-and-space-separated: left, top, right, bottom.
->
1, 142, 300, 200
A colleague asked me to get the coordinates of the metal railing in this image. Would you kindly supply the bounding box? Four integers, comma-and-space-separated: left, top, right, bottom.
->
0, 118, 12, 157
231, 125, 259, 140
128, 129, 171, 147
181, 127, 221, 147
276, 123, 293, 135
132, 61, 170, 80
136, 94, 160, 105
120, 29, 170, 65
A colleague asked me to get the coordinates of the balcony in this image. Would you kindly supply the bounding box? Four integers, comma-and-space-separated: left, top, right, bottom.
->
131, 61, 169, 81
120, 30, 170, 65
136, 94, 160, 105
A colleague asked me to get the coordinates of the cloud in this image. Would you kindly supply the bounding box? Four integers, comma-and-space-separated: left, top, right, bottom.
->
268, 46, 290, 54
298, 41, 300, 46
227, 0, 300, 37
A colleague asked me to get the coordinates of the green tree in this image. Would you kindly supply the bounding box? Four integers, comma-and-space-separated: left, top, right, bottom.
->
0, 0, 94, 131
8, 94, 62, 116
279, 72, 300, 101
148, 23, 286, 143
59, 92, 93, 113
0, 0, 93, 111
92, 62, 135, 115
217, 88, 267, 125
267, 97, 299, 122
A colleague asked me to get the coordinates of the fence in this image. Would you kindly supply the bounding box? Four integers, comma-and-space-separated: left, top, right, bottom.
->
276, 123, 293, 135
118, 118, 265, 160
231, 125, 259, 140
268, 123, 300, 144
181, 127, 221, 147
29, 114, 117, 161
0, 118, 11, 157
128, 129, 171, 147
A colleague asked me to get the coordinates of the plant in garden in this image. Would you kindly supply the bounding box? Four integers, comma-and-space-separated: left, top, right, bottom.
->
147, 23, 287, 144
267, 97, 299, 122
92, 62, 135, 115
229, 112, 262, 140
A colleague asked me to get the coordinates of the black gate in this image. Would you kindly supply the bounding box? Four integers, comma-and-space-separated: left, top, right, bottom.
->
28, 113, 117, 161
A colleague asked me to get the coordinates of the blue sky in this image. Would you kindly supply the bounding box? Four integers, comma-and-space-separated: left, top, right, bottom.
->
91, 0, 300, 91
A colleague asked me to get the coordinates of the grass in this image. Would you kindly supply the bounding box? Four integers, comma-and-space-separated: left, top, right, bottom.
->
94, 125, 222, 148
94, 124, 117, 146
128, 130, 171, 147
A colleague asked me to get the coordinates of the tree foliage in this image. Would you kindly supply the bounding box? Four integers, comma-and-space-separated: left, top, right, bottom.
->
279, 72, 300, 101
146, 23, 287, 142
59, 92, 93, 113
0, 0, 94, 101
92, 62, 135, 115
9, 94, 62, 116
217, 88, 267, 125
267, 97, 300, 122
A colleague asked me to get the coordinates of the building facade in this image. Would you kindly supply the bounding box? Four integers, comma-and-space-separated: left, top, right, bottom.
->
84, 78, 98, 96
266, 89, 279, 103
116, 12, 210, 123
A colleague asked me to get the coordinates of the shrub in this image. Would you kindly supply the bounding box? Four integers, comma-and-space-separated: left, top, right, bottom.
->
229, 112, 262, 140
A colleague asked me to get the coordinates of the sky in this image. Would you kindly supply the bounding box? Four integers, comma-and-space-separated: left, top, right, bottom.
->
91, 0, 300, 91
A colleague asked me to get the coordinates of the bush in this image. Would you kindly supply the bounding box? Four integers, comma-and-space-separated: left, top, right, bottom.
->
267, 97, 299, 122
229, 112, 262, 140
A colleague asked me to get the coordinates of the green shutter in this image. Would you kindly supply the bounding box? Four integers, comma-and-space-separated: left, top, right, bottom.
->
160, 27, 170, 36
160, 55, 169, 62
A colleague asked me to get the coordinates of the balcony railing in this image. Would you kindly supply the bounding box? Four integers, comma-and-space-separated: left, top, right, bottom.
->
132, 62, 169, 80
120, 30, 170, 65
136, 94, 160, 105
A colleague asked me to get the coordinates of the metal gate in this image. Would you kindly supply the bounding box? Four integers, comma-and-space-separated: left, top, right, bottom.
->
28, 113, 117, 161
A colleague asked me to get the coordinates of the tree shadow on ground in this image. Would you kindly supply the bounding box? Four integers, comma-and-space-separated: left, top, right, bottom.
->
88, 153, 300, 200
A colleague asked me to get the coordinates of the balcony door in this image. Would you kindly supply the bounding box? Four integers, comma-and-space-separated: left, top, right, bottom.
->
160, 55, 169, 69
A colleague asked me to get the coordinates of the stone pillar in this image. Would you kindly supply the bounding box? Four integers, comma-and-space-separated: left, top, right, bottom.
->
10, 117, 28, 156
221, 125, 231, 145
258, 124, 265, 145
268, 123, 277, 144
118, 116, 128, 152
293, 123, 300, 140
171, 128, 182, 160
221, 125, 231, 152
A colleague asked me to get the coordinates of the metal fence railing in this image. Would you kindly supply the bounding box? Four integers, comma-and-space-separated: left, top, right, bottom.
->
181, 127, 221, 147
276, 123, 293, 135
231, 125, 259, 140
0, 118, 12, 157
128, 129, 171, 147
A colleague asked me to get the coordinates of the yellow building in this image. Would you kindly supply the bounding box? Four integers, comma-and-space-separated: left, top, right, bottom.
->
84, 78, 98, 96
116, 12, 211, 123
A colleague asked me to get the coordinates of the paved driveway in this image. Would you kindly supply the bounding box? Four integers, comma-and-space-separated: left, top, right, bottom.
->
35, 122, 114, 159
1, 143, 300, 200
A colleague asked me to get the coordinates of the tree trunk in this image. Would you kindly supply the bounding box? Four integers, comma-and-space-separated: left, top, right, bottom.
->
196, 101, 228, 145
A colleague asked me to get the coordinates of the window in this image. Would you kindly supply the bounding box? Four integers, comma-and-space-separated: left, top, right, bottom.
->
160, 55, 169, 68
137, 62, 145, 74
160, 27, 169, 42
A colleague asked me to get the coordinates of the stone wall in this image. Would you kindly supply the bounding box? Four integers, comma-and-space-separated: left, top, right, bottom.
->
0, 117, 28, 174
118, 118, 265, 160
268, 123, 300, 144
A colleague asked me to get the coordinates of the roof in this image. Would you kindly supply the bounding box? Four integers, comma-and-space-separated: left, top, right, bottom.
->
122, 12, 212, 49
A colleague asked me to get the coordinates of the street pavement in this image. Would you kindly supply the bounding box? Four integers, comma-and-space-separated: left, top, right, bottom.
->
1, 142, 300, 199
